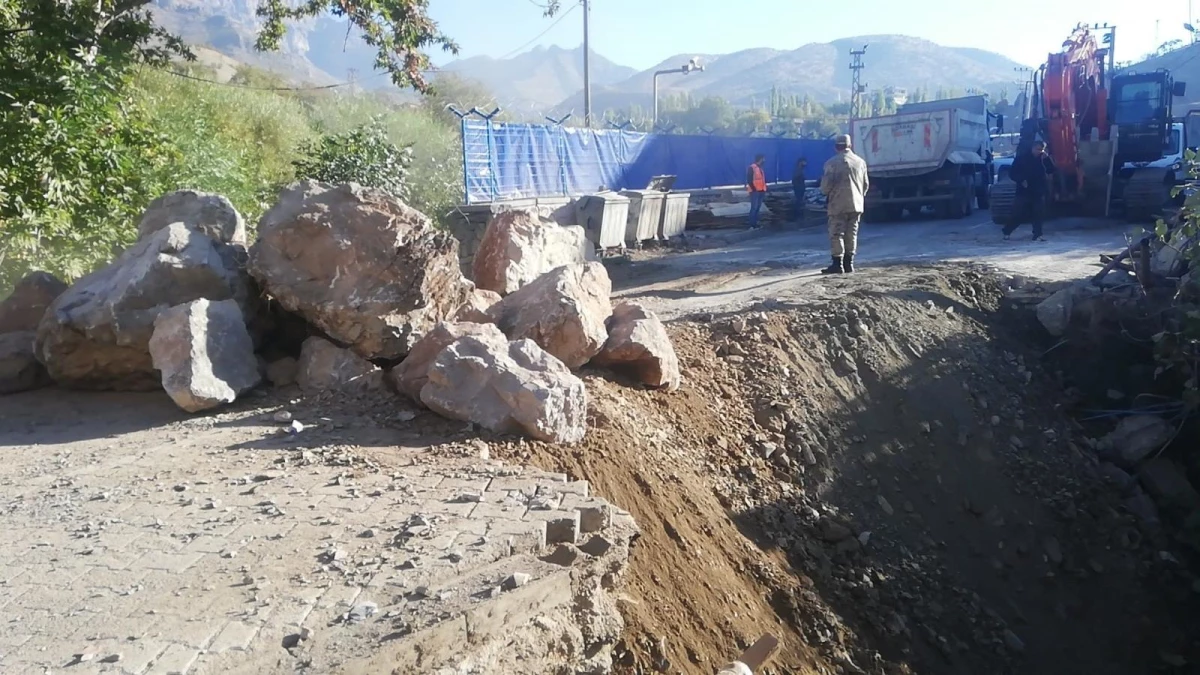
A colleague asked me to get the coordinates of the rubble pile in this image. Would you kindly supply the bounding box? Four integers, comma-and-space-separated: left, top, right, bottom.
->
1, 185, 683, 445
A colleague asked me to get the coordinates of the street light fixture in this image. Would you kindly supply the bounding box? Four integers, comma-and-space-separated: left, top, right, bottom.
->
653, 58, 704, 127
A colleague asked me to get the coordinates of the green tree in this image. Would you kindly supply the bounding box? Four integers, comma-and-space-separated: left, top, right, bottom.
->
292, 119, 413, 200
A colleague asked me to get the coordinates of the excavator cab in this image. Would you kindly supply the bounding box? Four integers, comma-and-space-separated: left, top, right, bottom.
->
1110, 71, 1184, 164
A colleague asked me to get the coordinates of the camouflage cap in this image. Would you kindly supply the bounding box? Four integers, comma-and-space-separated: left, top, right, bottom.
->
834, 134, 852, 147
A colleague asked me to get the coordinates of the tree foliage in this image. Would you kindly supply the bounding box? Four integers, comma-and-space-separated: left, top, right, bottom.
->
0, 0, 191, 286
255, 0, 462, 92
292, 119, 414, 200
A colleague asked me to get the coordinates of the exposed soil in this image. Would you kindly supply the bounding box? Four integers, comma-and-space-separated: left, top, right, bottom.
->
470, 264, 1200, 674
6, 261, 1199, 675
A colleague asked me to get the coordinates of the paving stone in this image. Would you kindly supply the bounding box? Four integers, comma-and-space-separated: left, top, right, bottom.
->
208, 621, 260, 653
523, 509, 581, 545
149, 642, 200, 674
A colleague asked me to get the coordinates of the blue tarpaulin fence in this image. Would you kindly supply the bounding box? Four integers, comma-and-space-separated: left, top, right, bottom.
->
460, 118, 835, 204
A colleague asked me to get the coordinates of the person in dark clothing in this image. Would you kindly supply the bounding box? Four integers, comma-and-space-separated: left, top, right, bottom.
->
792, 157, 808, 223
1003, 140, 1056, 241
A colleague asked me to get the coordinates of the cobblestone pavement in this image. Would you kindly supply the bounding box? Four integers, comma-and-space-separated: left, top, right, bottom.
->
0, 390, 633, 674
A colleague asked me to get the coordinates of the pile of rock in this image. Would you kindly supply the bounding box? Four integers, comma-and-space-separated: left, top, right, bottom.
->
1, 184, 683, 444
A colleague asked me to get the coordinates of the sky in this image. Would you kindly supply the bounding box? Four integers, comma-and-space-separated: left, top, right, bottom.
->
428, 0, 1198, 70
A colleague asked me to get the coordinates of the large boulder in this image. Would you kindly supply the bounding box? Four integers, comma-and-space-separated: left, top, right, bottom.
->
488, 262, 612, 369
472, 209, 597, 296
249, 181, 471, 361
388, 321, 506, 402
35, 223, 253, 390
137, 190, 246, 245
0, 331, 50, 394
1035, 287, 1074, 337
0, 271, 68, 334
148, 298, 261, 412
420, 333, 587, 443
591, 302, 681, 390
296, 336, 384, 393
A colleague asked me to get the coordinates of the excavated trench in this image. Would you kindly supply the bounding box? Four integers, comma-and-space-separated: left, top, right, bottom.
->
486, 264, 1200, 675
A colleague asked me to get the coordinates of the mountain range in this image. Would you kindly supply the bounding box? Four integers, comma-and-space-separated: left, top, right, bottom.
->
148, 2, 1031, 113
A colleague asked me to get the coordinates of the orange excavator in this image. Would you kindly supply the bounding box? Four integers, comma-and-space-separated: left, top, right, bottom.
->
991, 24, 1186, 222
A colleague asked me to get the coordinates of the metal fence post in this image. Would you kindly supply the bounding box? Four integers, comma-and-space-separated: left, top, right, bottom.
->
450, 106, 504, 204
545, 114, 572, 197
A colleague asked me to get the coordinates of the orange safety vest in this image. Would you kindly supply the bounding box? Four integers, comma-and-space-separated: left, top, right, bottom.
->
748, 164, 767, 193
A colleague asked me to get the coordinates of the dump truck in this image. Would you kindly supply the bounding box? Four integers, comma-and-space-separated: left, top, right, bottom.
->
850, 95, 993, 221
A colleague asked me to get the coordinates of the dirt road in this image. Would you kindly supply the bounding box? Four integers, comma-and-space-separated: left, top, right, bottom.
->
615, 211, 1144, 319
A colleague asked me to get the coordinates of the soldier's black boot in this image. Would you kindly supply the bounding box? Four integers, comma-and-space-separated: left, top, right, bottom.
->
842, 254, 854, 273
820, 256, 844, 274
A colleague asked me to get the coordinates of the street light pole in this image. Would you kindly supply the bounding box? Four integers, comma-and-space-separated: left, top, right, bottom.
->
582, 0, 591, 126
653, 59, 704, 127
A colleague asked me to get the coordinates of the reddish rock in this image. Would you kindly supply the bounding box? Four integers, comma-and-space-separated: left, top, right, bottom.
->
420, 332, 587, 443
453, 286, 502, 323
249, 181, 470, 361
488, 262, 612, 369
472, 209, 596, 296
389, 321, 506, 403
0, 271, 68, 334
592, 302, 681, 390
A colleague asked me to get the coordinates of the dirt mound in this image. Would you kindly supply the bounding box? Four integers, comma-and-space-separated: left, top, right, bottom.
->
466, 265, 1200, 674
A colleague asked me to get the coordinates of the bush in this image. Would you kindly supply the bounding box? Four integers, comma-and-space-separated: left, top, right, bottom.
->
293, 118, 413, 199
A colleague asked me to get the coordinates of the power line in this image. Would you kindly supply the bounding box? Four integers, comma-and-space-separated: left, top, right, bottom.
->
496, 1, 580, 61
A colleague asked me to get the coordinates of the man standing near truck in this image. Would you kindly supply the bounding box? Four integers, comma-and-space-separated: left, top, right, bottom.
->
819, 134, 869, 274
746, 154, 768, 229
1003, 140, 1055, 241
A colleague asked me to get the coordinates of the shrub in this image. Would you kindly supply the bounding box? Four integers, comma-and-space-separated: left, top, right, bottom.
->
292, 118, 413, 199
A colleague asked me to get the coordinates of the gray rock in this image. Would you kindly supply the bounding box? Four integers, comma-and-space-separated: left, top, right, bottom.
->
136, 190, 246, 245
1138, 458, 1200, 511
1098, 462, 1135, 493
501, 572, 531, 591
817, 517, 853, 543
249, 181, 470, 361
1099, 415, 1174, 468
149, 299, 261, 412
472, 208, 596, 296
296, 337, 384, 393
35, 223, 254, 390
0, 331, 50, 394
1035, 287, 1074, 336
1124, 489, 1161, 525
0, 271, 67, 333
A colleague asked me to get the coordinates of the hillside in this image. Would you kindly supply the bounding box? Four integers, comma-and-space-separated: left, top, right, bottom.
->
556, 35, 1030, 113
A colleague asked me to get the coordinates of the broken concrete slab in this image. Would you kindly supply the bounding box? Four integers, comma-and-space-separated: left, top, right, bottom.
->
149, 298, 261, 412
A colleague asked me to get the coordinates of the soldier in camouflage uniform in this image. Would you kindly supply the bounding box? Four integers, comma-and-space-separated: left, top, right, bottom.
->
818, 134, 870, 274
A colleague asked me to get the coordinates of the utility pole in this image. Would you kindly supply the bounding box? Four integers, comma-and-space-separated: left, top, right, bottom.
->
582, 0, 591, 127
1091, 23, 1116, 80
347, 68, 358, 96
849, 45, 868, 121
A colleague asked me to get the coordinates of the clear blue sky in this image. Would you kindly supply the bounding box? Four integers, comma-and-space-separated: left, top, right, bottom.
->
429, 0, 1196, 70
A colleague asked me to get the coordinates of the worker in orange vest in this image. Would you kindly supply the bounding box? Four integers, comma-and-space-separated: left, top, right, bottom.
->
746, 154, 767, 229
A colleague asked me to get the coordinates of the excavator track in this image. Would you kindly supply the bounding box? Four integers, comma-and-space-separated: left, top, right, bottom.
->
1122, 167, 1173, 222
989, 181, 1019, 225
